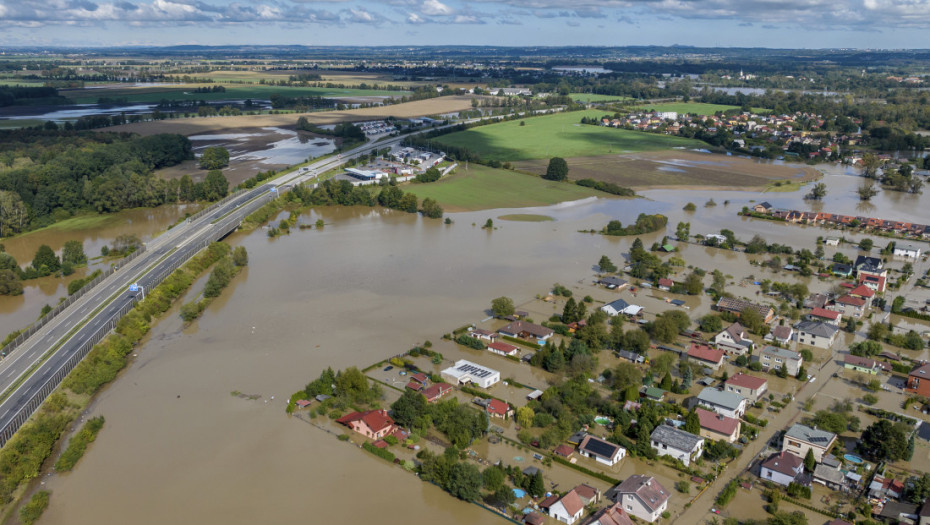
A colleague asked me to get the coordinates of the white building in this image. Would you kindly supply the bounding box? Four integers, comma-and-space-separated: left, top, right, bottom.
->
549, 489, 585, 524
894, 244, 922, 259
578, 434, 627, 466
794, 321, 838, 349
695, 387, 747, 419
650, 425, 704, 466
782, 423, 837, 463
440, 360, 500, 388
612, 476, 670, 523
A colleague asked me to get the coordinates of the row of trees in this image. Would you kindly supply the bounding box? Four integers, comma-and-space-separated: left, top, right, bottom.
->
288, 178, 443, 219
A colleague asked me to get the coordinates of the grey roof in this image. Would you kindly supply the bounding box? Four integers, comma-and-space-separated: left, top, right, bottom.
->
796, 321, 839, 338
614, 475, 669, 513
603, 298, 630, 311
650, 424, 703, 452
854, 255, 883, 270
600, 276, 627, 286
761, 346, 802, 361
814, 464, 845, 485
697, 387, 746, 411
785, 423, 836, 447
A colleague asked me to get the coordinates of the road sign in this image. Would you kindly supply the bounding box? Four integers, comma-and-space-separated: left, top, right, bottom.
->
129, 283, 139, 292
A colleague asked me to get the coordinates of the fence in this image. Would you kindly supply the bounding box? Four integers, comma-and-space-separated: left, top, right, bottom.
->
0, 246, 147, 360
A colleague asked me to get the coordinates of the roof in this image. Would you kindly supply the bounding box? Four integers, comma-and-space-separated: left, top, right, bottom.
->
844, 354, 882, 370
772, 325, 793, 339
584, 503, 634, 525
442, 359, 499, 382
410, 372, 428, 383
658, 278, 674, 287
725, 373, 767, 391
855, 255, 882, 269
696, 408, 740, 435
810, 307, 840, 320
688, 343, 724, 364
574, 483, 599, 502
697, 387, 746, 411
603, 298, 630, 312
909, 363, 930, 378
554, 444, 575, 457
814, 464, 846, 485
555, 489, 584, 517
785, 423, 836, 447
499, 320, 553, 338
486, 399, 511, 416
525, 512, 546, 525
295, 400, 312, 408
849, 284, 875, 298
488, 341, 519, 354
835, 294, 866, 306
361, 410, 394, 433
651, 424, 703, 452
614, 475, 669, 512
579, 434, 624, 459
422, 382, 452, 400
716, 297, 773, 318
723, 322, 748, 342
796, 320, 839, 338
539, 494, 560, 510
761, 345, 802, 361
599, 276, 627, 287
761, 451, 803, 477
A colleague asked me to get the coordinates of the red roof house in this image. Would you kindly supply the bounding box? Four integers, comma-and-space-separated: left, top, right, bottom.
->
554, 444, 575, 458
336, 409, 395, 439
810, 307, 840, 322
687, 343, 725, 370
487, 341, 520, 356
486, 399, 513, 419
422, 382, 453, 403
696, 407, 741, 443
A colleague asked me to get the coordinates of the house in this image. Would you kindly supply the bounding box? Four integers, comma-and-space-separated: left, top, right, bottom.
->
753, 202, 773, 213
849, 284, 876, 304
687, 343, 725, 370
834, 294, 867, 318
795, 321, 839, 349
657, 278, 673, 291
824, 237, 840, 246
488, 341, 520, 357
336, 409, 395, 439
498, 321, 553, 342
714, 322, 755, 355
525, 512, 547, 525
772, 325, 794, 344
598, 276, 628, 290
601, 298, 632, 317
843, 354, 891, 375
422, 382, 453, 403
583, 502, 635, 525
905, 363, 930, 397
650, 425, 704, 466
894, 244, 922, 258
549, 489, 586, 524
574, 483, 601, 506
809, 307, 841, 324
642, 387, 666, 402
578, 434, 627, 466
554, 444, 575, 458
724, 373, 769, 403
469, 328, 498, 342
755, 346, 804, 376
486, 399, 513, 419
832, 263, 854, 278
612, 475, 670, 523
760, 451, 805, 487
857, 266, 888, 293
696, 408, 741, 443
696, 387, 747, 418
814, 462, 847, 491
783, 423, 837, 462
441, 359, 501, 388
715, 297, 775, 323
617, 350, 645, 364
878, 502, 920, 524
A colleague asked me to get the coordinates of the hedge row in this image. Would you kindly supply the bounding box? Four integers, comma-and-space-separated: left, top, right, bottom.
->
54, 416, 105, 472
362, 441, 396, 462
550, 455, 621, 485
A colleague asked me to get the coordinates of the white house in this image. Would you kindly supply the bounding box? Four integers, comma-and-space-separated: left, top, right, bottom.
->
894, 244, 922, 259
578, 434, 626, 466
549, 489, 585, 524
440, 360, 500, 388
794, 321, 838, 349
783, 423, 837, 463
601, 298, 630, 317
696, 408, 741, 443
755, 346, 804, 376
487, 341, 520, 357
724, 373, 768, 403
612, 476, 670, 523
714, 322, 754, 355
650, 425, 704, 466
760, 451, 805, 487
696, 387, 747, 418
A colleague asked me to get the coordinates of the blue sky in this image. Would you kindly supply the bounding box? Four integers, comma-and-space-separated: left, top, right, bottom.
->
1, 0, 929, 48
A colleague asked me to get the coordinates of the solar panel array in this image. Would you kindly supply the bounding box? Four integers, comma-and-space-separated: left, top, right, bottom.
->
809, 436, 830, 444
457, 363, 493, 378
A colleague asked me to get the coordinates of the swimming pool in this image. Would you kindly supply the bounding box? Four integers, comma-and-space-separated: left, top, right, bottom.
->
844, 454, 864, 464
594, 416, 611, 425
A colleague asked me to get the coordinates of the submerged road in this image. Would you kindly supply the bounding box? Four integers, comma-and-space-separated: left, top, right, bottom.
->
0, 130, 418, 446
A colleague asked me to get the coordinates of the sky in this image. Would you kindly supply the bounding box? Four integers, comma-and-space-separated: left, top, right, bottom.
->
1, 0, 930, 49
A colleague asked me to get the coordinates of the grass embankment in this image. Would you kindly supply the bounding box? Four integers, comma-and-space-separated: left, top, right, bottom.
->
635, 102, 770, 115
54, 416, 104, 472
19, 490, 50, 525
763, 179, 806, 193
402, 165, 604, 211
69, 84, 410, 104
570, 93, 634, 103
498, 214, 555, 222
434, 110, 704, 161
0, 242, 234, 509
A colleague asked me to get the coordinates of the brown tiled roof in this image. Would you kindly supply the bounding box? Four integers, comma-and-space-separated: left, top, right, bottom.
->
584, 503, 634, 525
573, 483, 599, 502
498, 320, 553, 338
556, 489, 584, 517
422, 382, 452, 401
836, 295, 865, 306
360, 410, 394, 433
849, 285, 875, 298
488, 341, 519, 354
554, 444, 575, 457
688, 343, 724, 364
761, 451, 803, 477
810, 307, 839, 320
615, 475, 669, 512
486, 399, 510, 416
696, 408, 739, 436
725, 373, 767, 391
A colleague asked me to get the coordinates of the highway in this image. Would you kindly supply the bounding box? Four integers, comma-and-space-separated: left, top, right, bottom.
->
0, 130, 415, 446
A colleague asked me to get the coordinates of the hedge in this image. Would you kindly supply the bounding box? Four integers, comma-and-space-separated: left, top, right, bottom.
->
362, 441, 396, 462
54, 416, 105, 471
551, 455, 621, 485
783, 496, 838, 517
716, 480, 739, 507
500, 335, 541, 350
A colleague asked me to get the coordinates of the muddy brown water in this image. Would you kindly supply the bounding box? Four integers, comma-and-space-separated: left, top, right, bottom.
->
25, 167, 930, 524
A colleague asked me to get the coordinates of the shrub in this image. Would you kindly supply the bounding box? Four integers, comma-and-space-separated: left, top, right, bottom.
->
54, 416, 105, 472
19, 490, 51, 525
362, 441, 396, 462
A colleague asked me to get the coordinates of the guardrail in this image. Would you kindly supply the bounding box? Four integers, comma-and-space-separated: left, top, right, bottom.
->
0, 246, 147, 360
0, 188, 279, 447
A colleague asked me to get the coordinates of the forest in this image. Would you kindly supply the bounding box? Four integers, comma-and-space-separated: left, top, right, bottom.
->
0, 129, 228, 235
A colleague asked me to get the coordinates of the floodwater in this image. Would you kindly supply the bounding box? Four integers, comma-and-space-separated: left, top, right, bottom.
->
27, 165, 930, 524
0, 204, 200, 337
190, 127, 337, 168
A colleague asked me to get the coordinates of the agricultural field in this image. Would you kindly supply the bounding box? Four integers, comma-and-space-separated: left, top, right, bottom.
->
64, 83, 410, 104
435, 110, 706, 161
400, 164, 608, 212
570, 93, 634, 103
635, 102, 769, 115
514, 150, 820, 190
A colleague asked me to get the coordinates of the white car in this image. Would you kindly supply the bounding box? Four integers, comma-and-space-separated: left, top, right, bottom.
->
808, 376, 817, 383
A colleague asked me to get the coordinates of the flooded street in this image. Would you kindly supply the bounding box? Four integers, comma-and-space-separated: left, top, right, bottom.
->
25, 167, 930, 524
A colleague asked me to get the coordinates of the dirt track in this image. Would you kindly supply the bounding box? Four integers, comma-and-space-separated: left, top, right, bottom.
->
109, 96, 477, 136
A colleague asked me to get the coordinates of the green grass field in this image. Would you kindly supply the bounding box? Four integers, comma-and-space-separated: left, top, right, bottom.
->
634, 102, 769, 115
402, 165, 606, 211
570, 93, 634, 103
498, 214, 555, 222
0, 119, 43, 129
435, 110, 706, 161
68, 84, 410, 104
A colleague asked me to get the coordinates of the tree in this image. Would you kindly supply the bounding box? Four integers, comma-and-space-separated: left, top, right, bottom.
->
662, 310, 691, 332
611, 362, 642, 392
676, 221, 690, 241
598, 255, 617, 273
739, 307, 764, 333
660, 372, 673, 390
711, 270, 726, 294
562, 297, 580, 323
529, 471, 545, 498
652, 315, 680, 344
232, 246, 249, 267
491, 296, 515, 318
806, 182, 827, 200
420, 197, 444, 218
483, 465, 505, 492
861, 153, 881, 179
61, 240, 86, 266
199, 146, 230, 170
699, 314, 723, 333
390, 389, 428, 428
804, 449, 816, 472
860, 420, 909, 461
623, 329, 650, 354
859, 238, 873, 252
543, 157, 568, 181
858, 182, 879, 201
203, 170, 229, 201
684, 273, 703, 295
32, 244, 60, 273
448, 462, 483, 502
684, 410, 700, 434
516, 406, 534, 428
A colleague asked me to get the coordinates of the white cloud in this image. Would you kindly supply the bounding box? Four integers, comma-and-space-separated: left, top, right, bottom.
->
406, 11, 424, 22
420, 0, 452, 15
